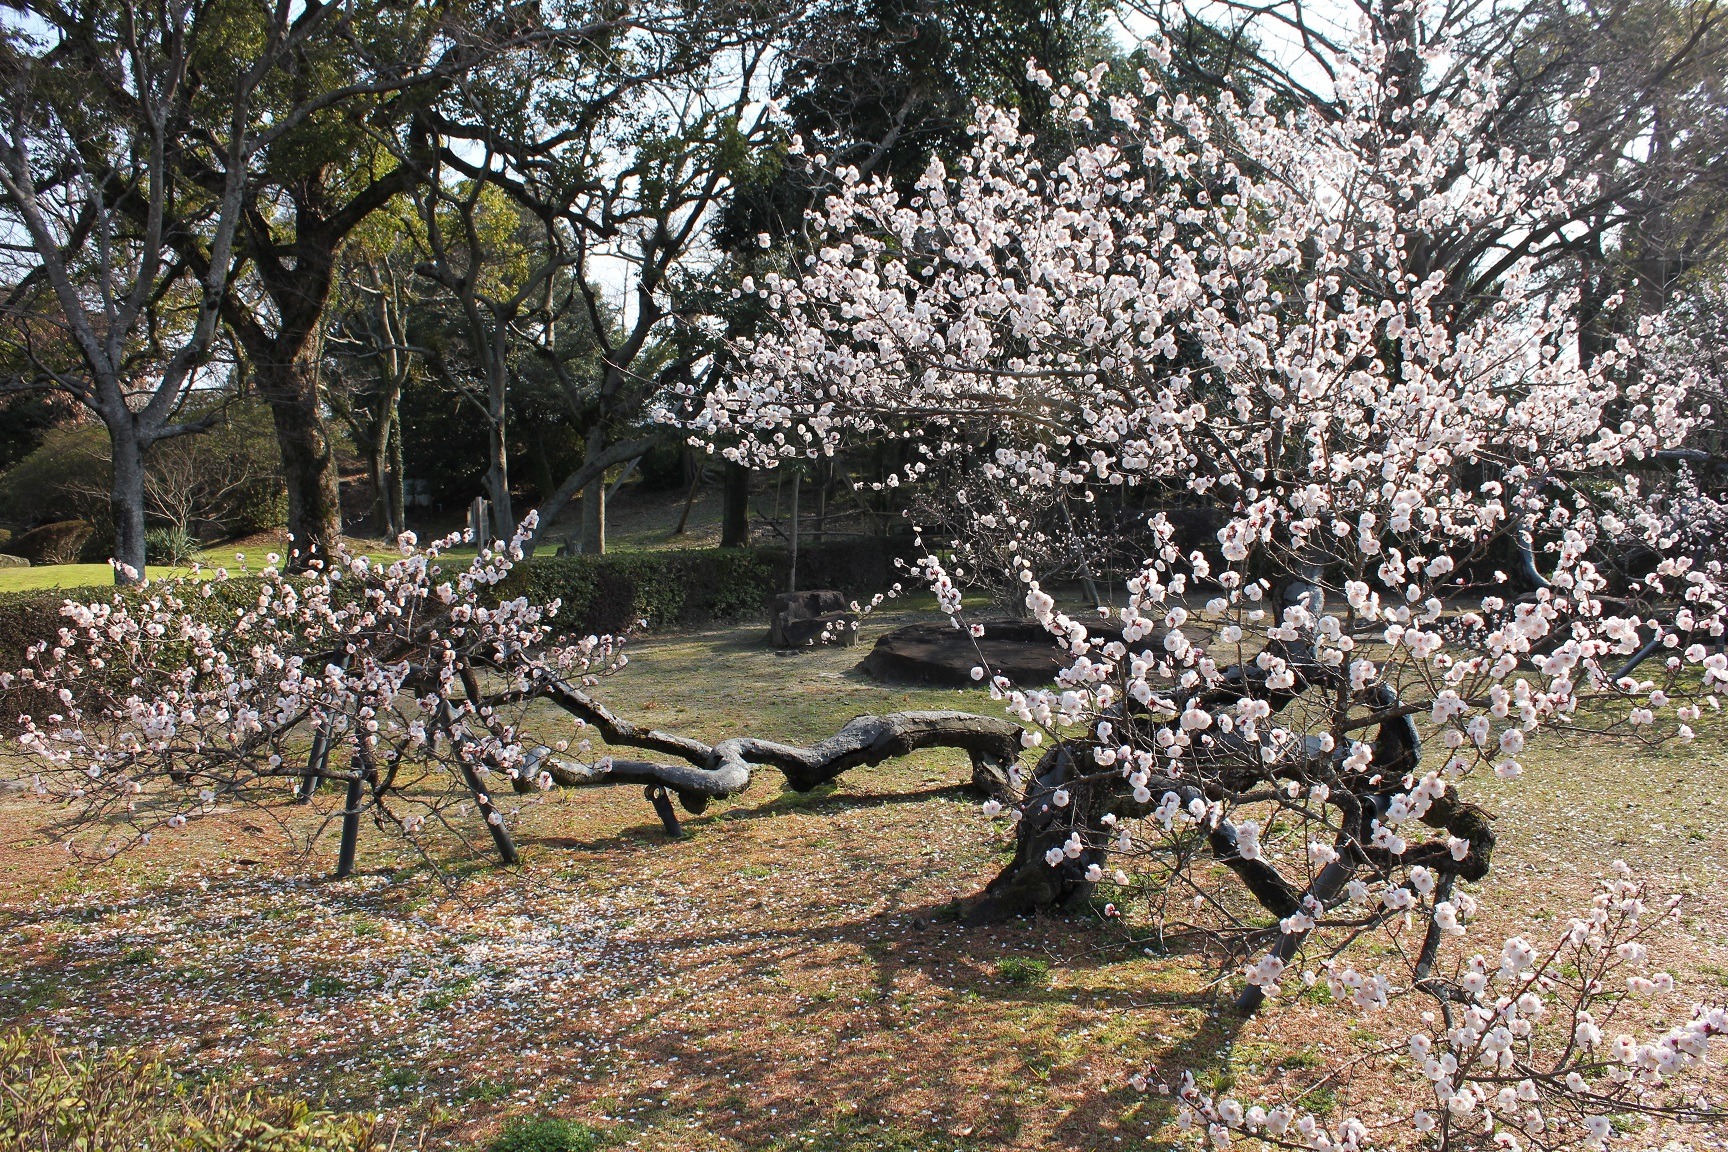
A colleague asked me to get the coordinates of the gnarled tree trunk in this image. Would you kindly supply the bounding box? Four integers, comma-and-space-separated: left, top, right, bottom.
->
963, 658, 1497, 1015
257, 351, 343, 572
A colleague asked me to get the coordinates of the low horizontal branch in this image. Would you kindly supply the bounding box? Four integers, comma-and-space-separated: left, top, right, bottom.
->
531, 709, 1024, 809
535, 679, 715, 765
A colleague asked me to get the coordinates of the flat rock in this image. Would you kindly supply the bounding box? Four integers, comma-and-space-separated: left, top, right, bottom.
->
857, 619, 1134, 686
0, 554, 27, 568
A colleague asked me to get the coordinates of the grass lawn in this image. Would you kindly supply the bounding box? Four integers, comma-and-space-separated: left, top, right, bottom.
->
0, 562, 198, 592
0, 541, 478, 595
1, 609, 1725, 1151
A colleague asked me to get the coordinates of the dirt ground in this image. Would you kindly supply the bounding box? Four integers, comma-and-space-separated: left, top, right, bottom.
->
2, 611, 1726, 1151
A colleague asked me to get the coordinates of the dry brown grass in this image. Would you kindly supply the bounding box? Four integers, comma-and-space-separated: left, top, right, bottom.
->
1, 610, 1725, 1151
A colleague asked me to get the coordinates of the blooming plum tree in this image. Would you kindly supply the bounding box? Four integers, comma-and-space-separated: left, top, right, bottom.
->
674, 33, 1728, 1147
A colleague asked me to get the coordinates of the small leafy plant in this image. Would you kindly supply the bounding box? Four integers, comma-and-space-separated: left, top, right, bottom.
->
489, 1116, 606, 1152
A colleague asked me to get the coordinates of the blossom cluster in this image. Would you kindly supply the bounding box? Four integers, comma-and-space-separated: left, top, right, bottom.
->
1176, 870, 1726, 1150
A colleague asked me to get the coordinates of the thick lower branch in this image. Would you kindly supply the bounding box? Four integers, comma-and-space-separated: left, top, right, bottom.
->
538, 752, 750, 801
537, 679, 715, 765
711, 711, 1024, 791
532, 709, 1024, 815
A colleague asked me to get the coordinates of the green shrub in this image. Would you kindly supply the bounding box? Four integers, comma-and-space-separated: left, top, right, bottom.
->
488, 1117, 605, 1152
10, 520, 94, 565
228, 477, 289, 534
145, 526, 199, 566
0, 425, 109, 531
0, 1027, 375, 1151
0, 402, 286, 543
995, 957, 1051, 985
189, 400, 288, 535
503, 548, 776, 633
0, 589, 61, 672
78, 524, 117, 564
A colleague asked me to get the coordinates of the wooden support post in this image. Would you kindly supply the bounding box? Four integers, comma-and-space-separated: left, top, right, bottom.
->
646, 785, 683, 839
461, 761, 519, 865
335, 772, 365, 878
788, 465, 801, 593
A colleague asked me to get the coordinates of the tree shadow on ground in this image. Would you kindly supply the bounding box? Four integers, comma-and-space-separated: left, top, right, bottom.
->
518, 782, 979, 854
0, 777, 1291, 1152
538, 890, 1257, 1151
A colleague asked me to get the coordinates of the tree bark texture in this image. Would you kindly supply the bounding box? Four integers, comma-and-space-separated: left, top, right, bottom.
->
107, 424, 149, 583
258, 353, 344, 572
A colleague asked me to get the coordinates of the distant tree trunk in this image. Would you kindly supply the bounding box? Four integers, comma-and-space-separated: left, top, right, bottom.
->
521, 433, 659, 555
815, 459, 829, 543
365, 424, 391, 539
257, 353, 342, 571
108, 422, 148, 582
579, 426, 607, 555
674, 449, 702, 534
722, 462, 749, 547
388, 423, 406, 535
484, 345, 514, 541
581, 482, 606, 554
486, 415, 514, 542
530, 427, 557, 506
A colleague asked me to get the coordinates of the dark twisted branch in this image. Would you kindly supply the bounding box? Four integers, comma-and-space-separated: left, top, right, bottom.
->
527, 704, 1024, 816
964, 639, 1497, 1017
533, 678, 715, 764
457, 666, 1020, 839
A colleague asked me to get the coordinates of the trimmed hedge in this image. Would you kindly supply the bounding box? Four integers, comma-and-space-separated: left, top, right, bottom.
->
10, 520, 94, 565
0, 541, 905, 670
504, 549, 779, 634
501, 538, 900, 634
0, 590, 73, 708
0, 577, 275, 730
